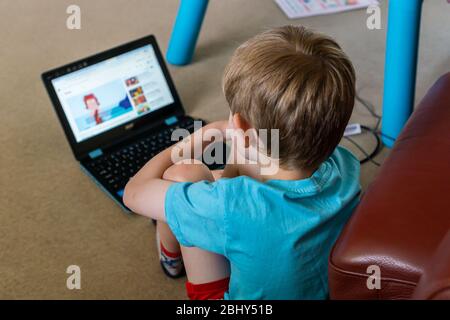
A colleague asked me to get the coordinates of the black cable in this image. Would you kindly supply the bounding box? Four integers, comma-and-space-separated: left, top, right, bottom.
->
344, 125, 382, 166
355, 94, 382, 130
342, 94, 384, 166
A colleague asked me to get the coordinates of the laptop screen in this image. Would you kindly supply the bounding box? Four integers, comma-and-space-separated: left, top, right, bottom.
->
51, 44, 175, 143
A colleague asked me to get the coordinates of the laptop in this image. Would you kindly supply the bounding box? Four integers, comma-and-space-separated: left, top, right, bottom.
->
42, 35, 224, 213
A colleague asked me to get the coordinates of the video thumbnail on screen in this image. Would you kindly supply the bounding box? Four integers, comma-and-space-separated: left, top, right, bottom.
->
125, 76, 151, 115
66, 80, 133, 132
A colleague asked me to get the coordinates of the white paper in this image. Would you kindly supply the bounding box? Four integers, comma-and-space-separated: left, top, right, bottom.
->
275, 0, 379, 19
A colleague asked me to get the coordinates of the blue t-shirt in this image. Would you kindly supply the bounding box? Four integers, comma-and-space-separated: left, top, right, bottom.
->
165, 146, 360, 300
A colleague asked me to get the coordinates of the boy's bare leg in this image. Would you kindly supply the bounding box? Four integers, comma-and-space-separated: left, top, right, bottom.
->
157, 222, 180, 253
180, 246, 230, 284
161, 162, 230, 284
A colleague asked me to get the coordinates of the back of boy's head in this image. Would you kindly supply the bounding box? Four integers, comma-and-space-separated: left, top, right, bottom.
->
223, 25, 356, 170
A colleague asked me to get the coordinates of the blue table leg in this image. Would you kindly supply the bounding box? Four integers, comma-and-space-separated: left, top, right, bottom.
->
381, 0, 423, 148
166, 0, 210, 66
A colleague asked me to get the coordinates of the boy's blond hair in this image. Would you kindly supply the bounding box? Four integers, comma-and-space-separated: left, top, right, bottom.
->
223, 25, 356, 170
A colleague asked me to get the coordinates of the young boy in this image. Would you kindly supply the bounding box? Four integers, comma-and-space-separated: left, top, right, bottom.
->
124, 25, 360, 300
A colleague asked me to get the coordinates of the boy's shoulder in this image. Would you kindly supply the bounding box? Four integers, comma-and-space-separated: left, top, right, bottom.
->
210, 146, 360, 193
168, 146, 360, 209
328, 146, 360, 179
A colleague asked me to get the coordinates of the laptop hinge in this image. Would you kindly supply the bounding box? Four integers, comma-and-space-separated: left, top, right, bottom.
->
164, 116, 178, 126
88, 148, 103, 159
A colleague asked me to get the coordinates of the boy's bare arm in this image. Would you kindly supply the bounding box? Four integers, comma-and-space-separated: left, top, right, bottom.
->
123, 146, 174, 220
123, 121, 228, 220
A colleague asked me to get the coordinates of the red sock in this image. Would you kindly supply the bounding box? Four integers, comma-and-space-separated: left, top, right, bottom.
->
186, 278, 230, 300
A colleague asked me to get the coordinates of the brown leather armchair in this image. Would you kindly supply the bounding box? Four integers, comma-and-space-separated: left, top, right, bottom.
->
328, 73, 450, 300
413, 231, 450, 300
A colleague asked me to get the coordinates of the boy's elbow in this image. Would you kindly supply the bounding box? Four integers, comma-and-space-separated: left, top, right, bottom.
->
123, 182, 137, 212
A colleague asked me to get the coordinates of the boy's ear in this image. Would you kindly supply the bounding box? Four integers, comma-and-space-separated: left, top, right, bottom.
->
232, 113, 254, 148
232, 113, 252, 132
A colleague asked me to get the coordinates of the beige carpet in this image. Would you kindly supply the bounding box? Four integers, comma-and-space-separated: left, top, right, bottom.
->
0, 0, 449, 299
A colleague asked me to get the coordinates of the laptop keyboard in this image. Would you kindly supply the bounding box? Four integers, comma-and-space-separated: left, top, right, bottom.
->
86, 117, 197, 193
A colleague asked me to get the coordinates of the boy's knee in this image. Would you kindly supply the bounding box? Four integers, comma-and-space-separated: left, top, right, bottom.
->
163, 161, 214, 183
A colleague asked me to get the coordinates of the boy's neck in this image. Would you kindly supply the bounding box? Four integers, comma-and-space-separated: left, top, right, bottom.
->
261, 166, 316, 182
